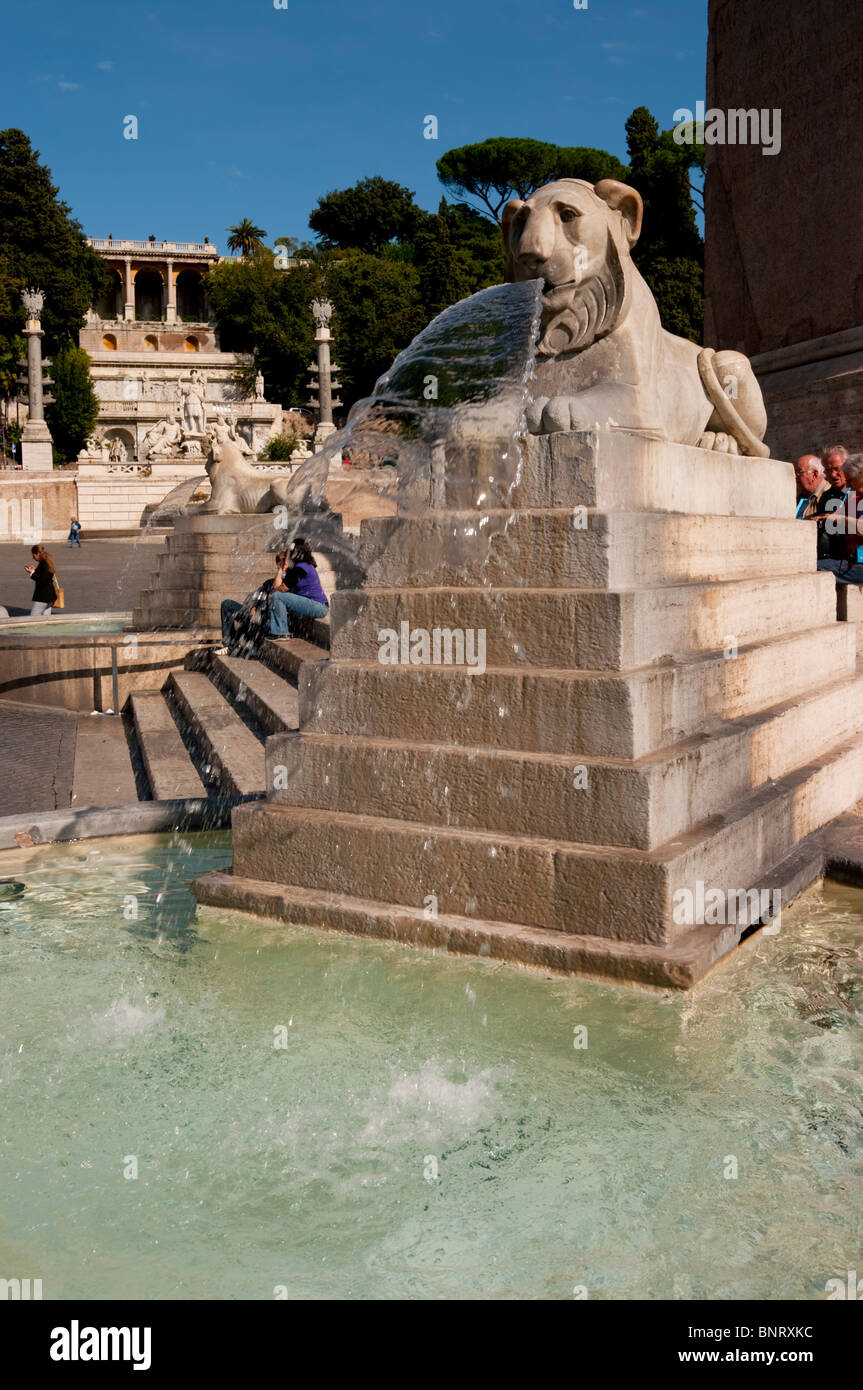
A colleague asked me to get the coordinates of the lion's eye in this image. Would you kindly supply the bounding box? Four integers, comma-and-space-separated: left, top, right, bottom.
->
558, 207, 579, 223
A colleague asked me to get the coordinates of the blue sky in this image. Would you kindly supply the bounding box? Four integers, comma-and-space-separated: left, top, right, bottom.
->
3, 0, 707, 249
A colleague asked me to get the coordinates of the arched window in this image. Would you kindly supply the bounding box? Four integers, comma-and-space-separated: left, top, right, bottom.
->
144, 334, 158, 351
102, 333, 117, 350
184, 336, 199, 352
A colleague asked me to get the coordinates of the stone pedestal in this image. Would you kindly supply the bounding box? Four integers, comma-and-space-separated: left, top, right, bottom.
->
132, 512, 342, 630
133, 515, 285, 629
191, 428, 863, 987
21, 420, 54, 473
21, 441, 54, 473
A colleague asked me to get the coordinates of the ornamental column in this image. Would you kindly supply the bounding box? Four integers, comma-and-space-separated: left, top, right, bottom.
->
124, 257, 134, 320
166, 260, 177, 324
19, 288, 55, 472
308, 299, 342, 451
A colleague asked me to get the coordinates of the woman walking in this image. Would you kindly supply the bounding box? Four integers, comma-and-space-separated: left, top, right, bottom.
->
267, 537, 329, 636
26, 544, 58, 616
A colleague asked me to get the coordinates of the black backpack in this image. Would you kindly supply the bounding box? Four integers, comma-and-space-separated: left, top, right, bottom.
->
226, 587, 269, 659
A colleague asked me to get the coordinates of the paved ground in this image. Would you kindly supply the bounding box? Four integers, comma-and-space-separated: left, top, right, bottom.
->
0, 699, 78, 815
0, 535, 165, 616
0, 536, 166, 815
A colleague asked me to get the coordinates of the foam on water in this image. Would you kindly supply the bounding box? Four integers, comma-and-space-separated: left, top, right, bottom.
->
0, 831, 861, 1300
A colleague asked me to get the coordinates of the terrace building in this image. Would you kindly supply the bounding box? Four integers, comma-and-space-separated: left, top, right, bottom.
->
78, 237, 281, 465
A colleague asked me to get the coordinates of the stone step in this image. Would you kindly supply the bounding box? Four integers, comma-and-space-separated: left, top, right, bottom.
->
164, 533, 277, 555
511, 429, 796, 517
128, 691, 209, 800
134, 597, 332, 648
267, 670, 863, 849
167, 671, 265, 796
210, 654, 300, 736
330, 573, 836, 670
192, 833, 823, 989
302, 624, 857, 759
227, 730, 863, 947
358, 510, 815, 590
261, 636, 331, 681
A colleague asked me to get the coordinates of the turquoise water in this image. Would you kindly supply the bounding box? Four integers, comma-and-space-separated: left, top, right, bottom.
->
0, 831, 861, 1301
0, 616, 131, 635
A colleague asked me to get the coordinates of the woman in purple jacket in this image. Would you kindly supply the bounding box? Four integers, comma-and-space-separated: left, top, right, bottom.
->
267, 537, 329, 636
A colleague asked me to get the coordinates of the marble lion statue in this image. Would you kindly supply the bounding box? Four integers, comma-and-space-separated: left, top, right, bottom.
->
503, 178, 768, 455
200, 434, 294, 514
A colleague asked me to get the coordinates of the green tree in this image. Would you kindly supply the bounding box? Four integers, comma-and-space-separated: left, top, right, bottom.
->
0, 129, 107, 362
210, 243, 427, 411
328, 249, 425, 401
207, 247, 318, 407
226, 219, 268, 257
624, 106, 704, 340
436, 137, 629, 224
46, 341, 98, 463
309, 176, 420, 252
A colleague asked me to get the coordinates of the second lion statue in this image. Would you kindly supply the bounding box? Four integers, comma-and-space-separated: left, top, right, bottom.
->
502, 177, 768, 455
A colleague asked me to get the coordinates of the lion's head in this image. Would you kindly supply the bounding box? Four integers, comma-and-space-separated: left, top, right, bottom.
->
502, 178, 643, 358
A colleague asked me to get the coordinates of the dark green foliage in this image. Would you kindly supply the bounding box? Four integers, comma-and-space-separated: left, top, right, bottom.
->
436, 137, 630, 223
625, 106, 704, 340
327, 249, 426, 400
0, 129, 107, 361
639, 257, 704, 342
46, 341, 98, 463
309, 177, 421, 253
258, 430, 300, 462
207, 248, 318, 409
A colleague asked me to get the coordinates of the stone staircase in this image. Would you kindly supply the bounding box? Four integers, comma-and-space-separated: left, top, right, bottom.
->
123, 621, 330, 803
190, 427, 863, 989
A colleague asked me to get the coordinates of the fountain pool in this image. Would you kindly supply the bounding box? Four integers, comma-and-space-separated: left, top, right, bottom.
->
0, 831, 860, 1300
0, 613, 132, 635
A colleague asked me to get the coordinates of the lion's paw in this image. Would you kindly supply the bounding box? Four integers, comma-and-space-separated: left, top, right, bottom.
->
527, 396, 583, 434
698, 430, 739, 454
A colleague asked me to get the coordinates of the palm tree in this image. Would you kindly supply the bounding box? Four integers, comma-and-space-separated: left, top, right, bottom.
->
226, 220, 268, 258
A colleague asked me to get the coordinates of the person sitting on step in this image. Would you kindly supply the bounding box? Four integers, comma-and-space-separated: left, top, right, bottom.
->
267, 537, 329, 638
216, 550, 288, 657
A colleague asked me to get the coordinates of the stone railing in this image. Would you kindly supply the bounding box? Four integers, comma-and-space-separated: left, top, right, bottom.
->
87, 238, 219, 256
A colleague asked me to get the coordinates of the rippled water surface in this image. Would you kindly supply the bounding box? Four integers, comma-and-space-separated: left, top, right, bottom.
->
1, 832, 861, 1300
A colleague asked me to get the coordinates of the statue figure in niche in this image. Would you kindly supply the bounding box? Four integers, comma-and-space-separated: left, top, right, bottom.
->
78, 432, 110, 462
179, 368, 207, 435
108, 437, 127, 463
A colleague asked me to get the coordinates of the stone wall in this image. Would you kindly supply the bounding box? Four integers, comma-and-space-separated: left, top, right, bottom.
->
0, 628, 209, 711
704, 0, 863, 458
0, 474, 78, 541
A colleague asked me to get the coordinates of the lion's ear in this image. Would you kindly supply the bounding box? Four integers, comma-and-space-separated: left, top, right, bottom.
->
594, 180, 643, 248
501, 199, 526, 282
